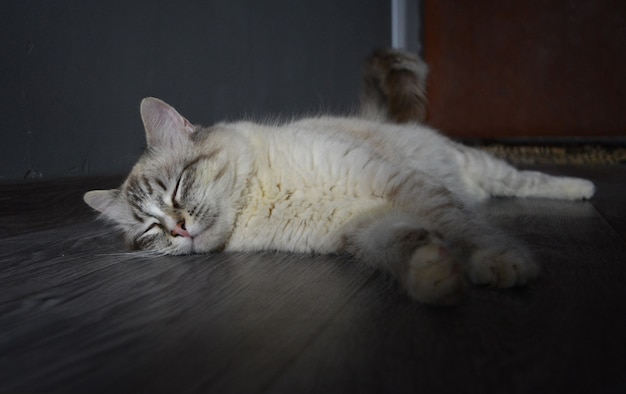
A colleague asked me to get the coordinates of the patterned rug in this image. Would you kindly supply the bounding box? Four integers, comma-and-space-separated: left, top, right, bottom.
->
478, 144, 626, 165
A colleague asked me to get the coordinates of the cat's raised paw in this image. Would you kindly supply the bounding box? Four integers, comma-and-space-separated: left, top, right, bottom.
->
405, 239, 466, 305
468, 248, 540, 288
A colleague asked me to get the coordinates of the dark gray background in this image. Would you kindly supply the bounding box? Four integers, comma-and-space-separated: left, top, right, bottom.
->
1, 0, 390, 182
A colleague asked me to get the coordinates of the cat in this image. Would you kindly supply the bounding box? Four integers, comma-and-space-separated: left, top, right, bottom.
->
84, 50, 595, 305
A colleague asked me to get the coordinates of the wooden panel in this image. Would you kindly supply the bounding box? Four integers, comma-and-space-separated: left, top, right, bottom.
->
424, 0, 626, 138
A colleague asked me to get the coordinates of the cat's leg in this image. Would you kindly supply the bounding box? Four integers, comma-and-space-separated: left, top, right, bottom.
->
342, 209, 466, 305
419, 203, 541, 290
452, 143, 595, 201
379, 170, 539, 297
461, 219, 541, 288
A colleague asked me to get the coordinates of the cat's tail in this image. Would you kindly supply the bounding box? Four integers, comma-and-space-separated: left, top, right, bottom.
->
360, 49, 429, 123
454, 144, 596, 201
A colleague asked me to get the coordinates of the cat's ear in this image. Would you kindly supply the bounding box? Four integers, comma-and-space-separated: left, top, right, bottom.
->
140, 97, 196, 150
84, 189, 128, 224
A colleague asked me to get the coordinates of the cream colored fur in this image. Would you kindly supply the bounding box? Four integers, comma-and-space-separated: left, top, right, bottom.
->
84, 97, 594, 304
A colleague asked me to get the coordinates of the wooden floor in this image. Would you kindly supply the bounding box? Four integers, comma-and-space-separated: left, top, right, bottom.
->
1, 165, 625, 393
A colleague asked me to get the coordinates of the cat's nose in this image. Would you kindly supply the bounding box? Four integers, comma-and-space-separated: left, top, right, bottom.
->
171, 220, 192, 238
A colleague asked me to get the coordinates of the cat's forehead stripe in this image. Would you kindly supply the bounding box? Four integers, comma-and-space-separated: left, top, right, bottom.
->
141, 175, 153, 195
127, 174, 160, 197
123, 175, 168, 222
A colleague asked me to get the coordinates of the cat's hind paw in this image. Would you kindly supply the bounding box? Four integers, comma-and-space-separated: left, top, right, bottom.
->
405, 239, 466, 305
468, 248, 540, 288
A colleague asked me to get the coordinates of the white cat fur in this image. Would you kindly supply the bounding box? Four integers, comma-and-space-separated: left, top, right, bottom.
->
84, 98, 595, 304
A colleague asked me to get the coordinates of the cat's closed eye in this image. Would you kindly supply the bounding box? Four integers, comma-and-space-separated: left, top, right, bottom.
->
143, 222, 162, 235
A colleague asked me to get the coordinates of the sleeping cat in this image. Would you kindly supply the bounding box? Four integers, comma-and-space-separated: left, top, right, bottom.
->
84, 50, 594, 304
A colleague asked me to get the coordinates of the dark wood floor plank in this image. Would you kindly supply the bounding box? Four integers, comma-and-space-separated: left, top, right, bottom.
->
268, 193, 626, 393
0, 176, 122, 238
0, 221, 374, 393
0, 166, 625, 393
579, 165, 626, 239
523, 164, 626, 239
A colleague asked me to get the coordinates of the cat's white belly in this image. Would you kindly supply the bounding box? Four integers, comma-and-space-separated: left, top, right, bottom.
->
225, 188, 387, 254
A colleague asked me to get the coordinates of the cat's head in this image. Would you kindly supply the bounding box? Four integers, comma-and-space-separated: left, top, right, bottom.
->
84, 97, 245, 255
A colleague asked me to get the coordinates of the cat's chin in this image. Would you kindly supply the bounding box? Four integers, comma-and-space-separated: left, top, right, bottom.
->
188, 231, 225, 254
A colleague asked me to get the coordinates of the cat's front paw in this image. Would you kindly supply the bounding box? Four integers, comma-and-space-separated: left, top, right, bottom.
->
468, 247, 540, 288
405, 238, 466, 305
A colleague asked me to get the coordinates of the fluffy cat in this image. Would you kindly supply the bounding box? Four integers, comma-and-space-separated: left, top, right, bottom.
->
84, 50, 594, 304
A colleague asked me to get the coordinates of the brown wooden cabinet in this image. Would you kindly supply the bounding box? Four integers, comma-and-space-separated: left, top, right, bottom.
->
423, 0, 626, 138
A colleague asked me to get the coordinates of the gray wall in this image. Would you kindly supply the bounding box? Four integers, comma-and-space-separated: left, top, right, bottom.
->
1, 0, 390, 182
